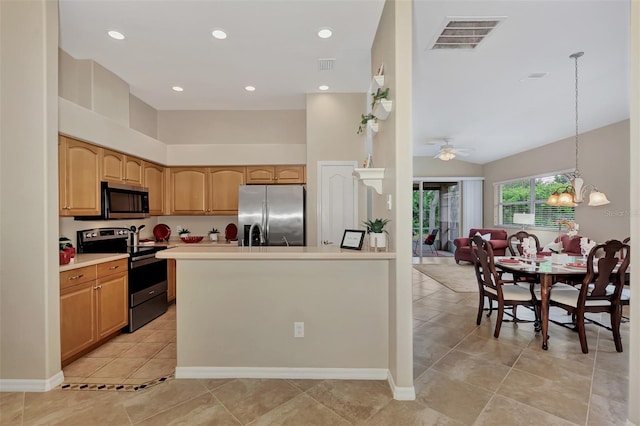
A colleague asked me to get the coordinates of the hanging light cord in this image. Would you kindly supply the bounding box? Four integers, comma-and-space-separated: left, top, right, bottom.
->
572, 51, 584, 177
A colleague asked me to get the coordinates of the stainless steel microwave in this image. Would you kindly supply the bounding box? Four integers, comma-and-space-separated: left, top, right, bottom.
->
76, 182, 150, 220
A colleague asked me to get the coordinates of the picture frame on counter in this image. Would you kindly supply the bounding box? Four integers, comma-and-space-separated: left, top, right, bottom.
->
340, 230, 366, 250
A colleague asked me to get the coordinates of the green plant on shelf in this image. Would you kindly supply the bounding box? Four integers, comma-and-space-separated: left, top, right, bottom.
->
370, 87, 389, 110
179, 228, 191, 235
356, 113, 377, 135
362, 218, 390, 234
209, 227, 219, 235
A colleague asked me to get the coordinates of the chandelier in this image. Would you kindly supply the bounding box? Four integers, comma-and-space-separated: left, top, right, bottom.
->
546, 52, 610, 207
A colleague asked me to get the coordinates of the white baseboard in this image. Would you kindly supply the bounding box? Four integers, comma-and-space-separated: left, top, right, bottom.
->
175, 367, 388, 381
386, 370, 416, 400
0, 371, 64, 392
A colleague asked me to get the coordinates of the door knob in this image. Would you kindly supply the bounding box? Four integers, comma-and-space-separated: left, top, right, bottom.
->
323, 240, 334, 245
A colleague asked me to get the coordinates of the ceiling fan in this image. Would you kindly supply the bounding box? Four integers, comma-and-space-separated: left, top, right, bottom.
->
426, 139, 473, 161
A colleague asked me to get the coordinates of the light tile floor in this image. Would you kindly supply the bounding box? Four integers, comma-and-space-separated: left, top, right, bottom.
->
0, 257, 630, 425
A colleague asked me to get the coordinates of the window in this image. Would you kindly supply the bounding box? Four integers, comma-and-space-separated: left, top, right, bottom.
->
496, 173, 574, 228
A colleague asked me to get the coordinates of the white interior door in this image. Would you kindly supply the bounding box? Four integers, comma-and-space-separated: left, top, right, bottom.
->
317, 161, 358, 247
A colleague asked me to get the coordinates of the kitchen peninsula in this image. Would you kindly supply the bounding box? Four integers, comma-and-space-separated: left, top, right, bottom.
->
156, 246, 395, 384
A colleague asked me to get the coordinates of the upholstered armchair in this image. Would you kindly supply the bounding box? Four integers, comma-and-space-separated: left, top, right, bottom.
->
453, 228, 508, 264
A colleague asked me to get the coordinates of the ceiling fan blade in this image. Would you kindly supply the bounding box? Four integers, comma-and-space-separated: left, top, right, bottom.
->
455, 151, 471, 156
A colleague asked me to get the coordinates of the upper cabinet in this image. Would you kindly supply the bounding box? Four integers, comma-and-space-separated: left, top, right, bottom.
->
208, 167, 245, 215
169, 167, 246, 215
246, 165, 305, 184
59, 136, 102, 216
102, 149, 143, 185
169, 167, 209, 215
142, 161, 166, 215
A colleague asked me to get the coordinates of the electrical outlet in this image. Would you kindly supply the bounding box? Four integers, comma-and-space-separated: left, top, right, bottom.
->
294, 322, 304, 338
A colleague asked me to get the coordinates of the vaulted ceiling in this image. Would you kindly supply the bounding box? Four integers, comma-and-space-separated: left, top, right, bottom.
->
59, 0, 630, 164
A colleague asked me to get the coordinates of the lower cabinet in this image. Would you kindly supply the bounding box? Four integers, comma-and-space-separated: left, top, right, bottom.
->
60, 259, 128, 365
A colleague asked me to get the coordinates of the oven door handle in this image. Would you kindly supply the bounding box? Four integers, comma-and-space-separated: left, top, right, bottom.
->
130, 254, 165, 268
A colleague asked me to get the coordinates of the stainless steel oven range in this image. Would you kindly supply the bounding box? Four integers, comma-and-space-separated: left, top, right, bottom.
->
77, 227, 168, 332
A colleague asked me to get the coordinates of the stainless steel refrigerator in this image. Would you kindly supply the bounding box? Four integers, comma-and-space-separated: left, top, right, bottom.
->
238, 185, 306, 246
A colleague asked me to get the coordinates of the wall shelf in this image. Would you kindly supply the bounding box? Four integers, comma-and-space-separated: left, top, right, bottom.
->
353, 168, 385, 194
373, 100, 392, 121
371, 75, 385, 91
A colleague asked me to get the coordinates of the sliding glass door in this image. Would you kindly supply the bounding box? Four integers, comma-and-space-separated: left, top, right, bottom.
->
412, 180, 460, 259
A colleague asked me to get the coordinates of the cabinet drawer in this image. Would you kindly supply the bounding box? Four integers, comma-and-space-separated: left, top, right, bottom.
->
60, 266, 96, 289
97, 259, 128, 278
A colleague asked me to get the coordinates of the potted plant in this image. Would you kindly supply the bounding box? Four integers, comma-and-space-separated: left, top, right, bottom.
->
356, 113, 377, 134
179, 228, 191, 238
363, 218, 390, 248
370, 87, 389, 109
209, 227, 220, 241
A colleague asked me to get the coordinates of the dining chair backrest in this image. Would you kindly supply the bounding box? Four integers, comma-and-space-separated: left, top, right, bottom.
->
471, 235, 502, 296
580, 239, 630, 305
507, 231, 541, 256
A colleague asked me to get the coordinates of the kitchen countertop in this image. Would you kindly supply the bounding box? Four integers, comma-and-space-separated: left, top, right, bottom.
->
59, 253, 129, 272
156, 245, 395, 260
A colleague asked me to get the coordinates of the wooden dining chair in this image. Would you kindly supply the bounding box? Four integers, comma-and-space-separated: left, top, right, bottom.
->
507, 231, 542, 257
471, 235, 540, 338
549, 239, 630, 353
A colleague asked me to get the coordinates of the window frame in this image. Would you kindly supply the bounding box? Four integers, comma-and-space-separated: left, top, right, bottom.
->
495, 170, 575, 230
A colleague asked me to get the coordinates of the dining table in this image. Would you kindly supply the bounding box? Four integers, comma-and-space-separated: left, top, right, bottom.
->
495, 255, 590, 350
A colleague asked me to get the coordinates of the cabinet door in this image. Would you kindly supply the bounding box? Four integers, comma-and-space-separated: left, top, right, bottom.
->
167, 259, 176, 303
143, 161, 165, 215
60, 281, 97, 362
96, 272, 128, 340
60, 137, 102, 216
275, 166, 305, 184
169, 168, 208, 215
246, 166, 275, 184
208, 167, 245, 214
102, 149, 125, 183
124, 156, 143, 185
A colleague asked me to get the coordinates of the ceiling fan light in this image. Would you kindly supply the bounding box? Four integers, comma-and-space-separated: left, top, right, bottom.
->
438, 151, 455, 161
588, 190, 610, 206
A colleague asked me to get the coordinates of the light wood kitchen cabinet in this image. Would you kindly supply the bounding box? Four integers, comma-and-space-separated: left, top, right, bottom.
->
167, 259, 176, 303
170, 167, 246, 215
169, 167, 208, 215
60, 258, 128, 365
246, 165, 305, 184
58, 136, 102, 216
102, 149, 143, 185
143, 161, 166, 215
208, 167, 245, 214
60, 281, 97, 363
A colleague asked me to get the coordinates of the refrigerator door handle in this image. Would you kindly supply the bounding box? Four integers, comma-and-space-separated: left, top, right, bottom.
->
264, 200, 269, 244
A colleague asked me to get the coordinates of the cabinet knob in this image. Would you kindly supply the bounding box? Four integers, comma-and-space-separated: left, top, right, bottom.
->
69, 274, 84, 280
108, 265, 119, 270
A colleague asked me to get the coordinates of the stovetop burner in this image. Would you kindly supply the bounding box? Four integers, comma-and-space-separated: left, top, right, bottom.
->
77, 227, 165, 261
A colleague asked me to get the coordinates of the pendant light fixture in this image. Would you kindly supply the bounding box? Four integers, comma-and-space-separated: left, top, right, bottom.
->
546, 51, 610, 207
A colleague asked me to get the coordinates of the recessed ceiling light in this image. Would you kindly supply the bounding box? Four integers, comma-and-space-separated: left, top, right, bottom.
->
318, 85, 329, 91
245, 86, 256, 92
172, 86, 184, 92
317, 28, 333, 39
211, 29, 228, 40
107, 30, 125, 40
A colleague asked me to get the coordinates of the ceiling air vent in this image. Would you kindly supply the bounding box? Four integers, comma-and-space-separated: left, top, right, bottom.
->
430, 17, 505, 50
318, 58, 335, 71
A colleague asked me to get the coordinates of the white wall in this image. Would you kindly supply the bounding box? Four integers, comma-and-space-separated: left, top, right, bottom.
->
370, 0, 414, 397
306, 93, 367, 246
129, 94, 158, 139
0, 0, 61, 386
483, 120, 630, 243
